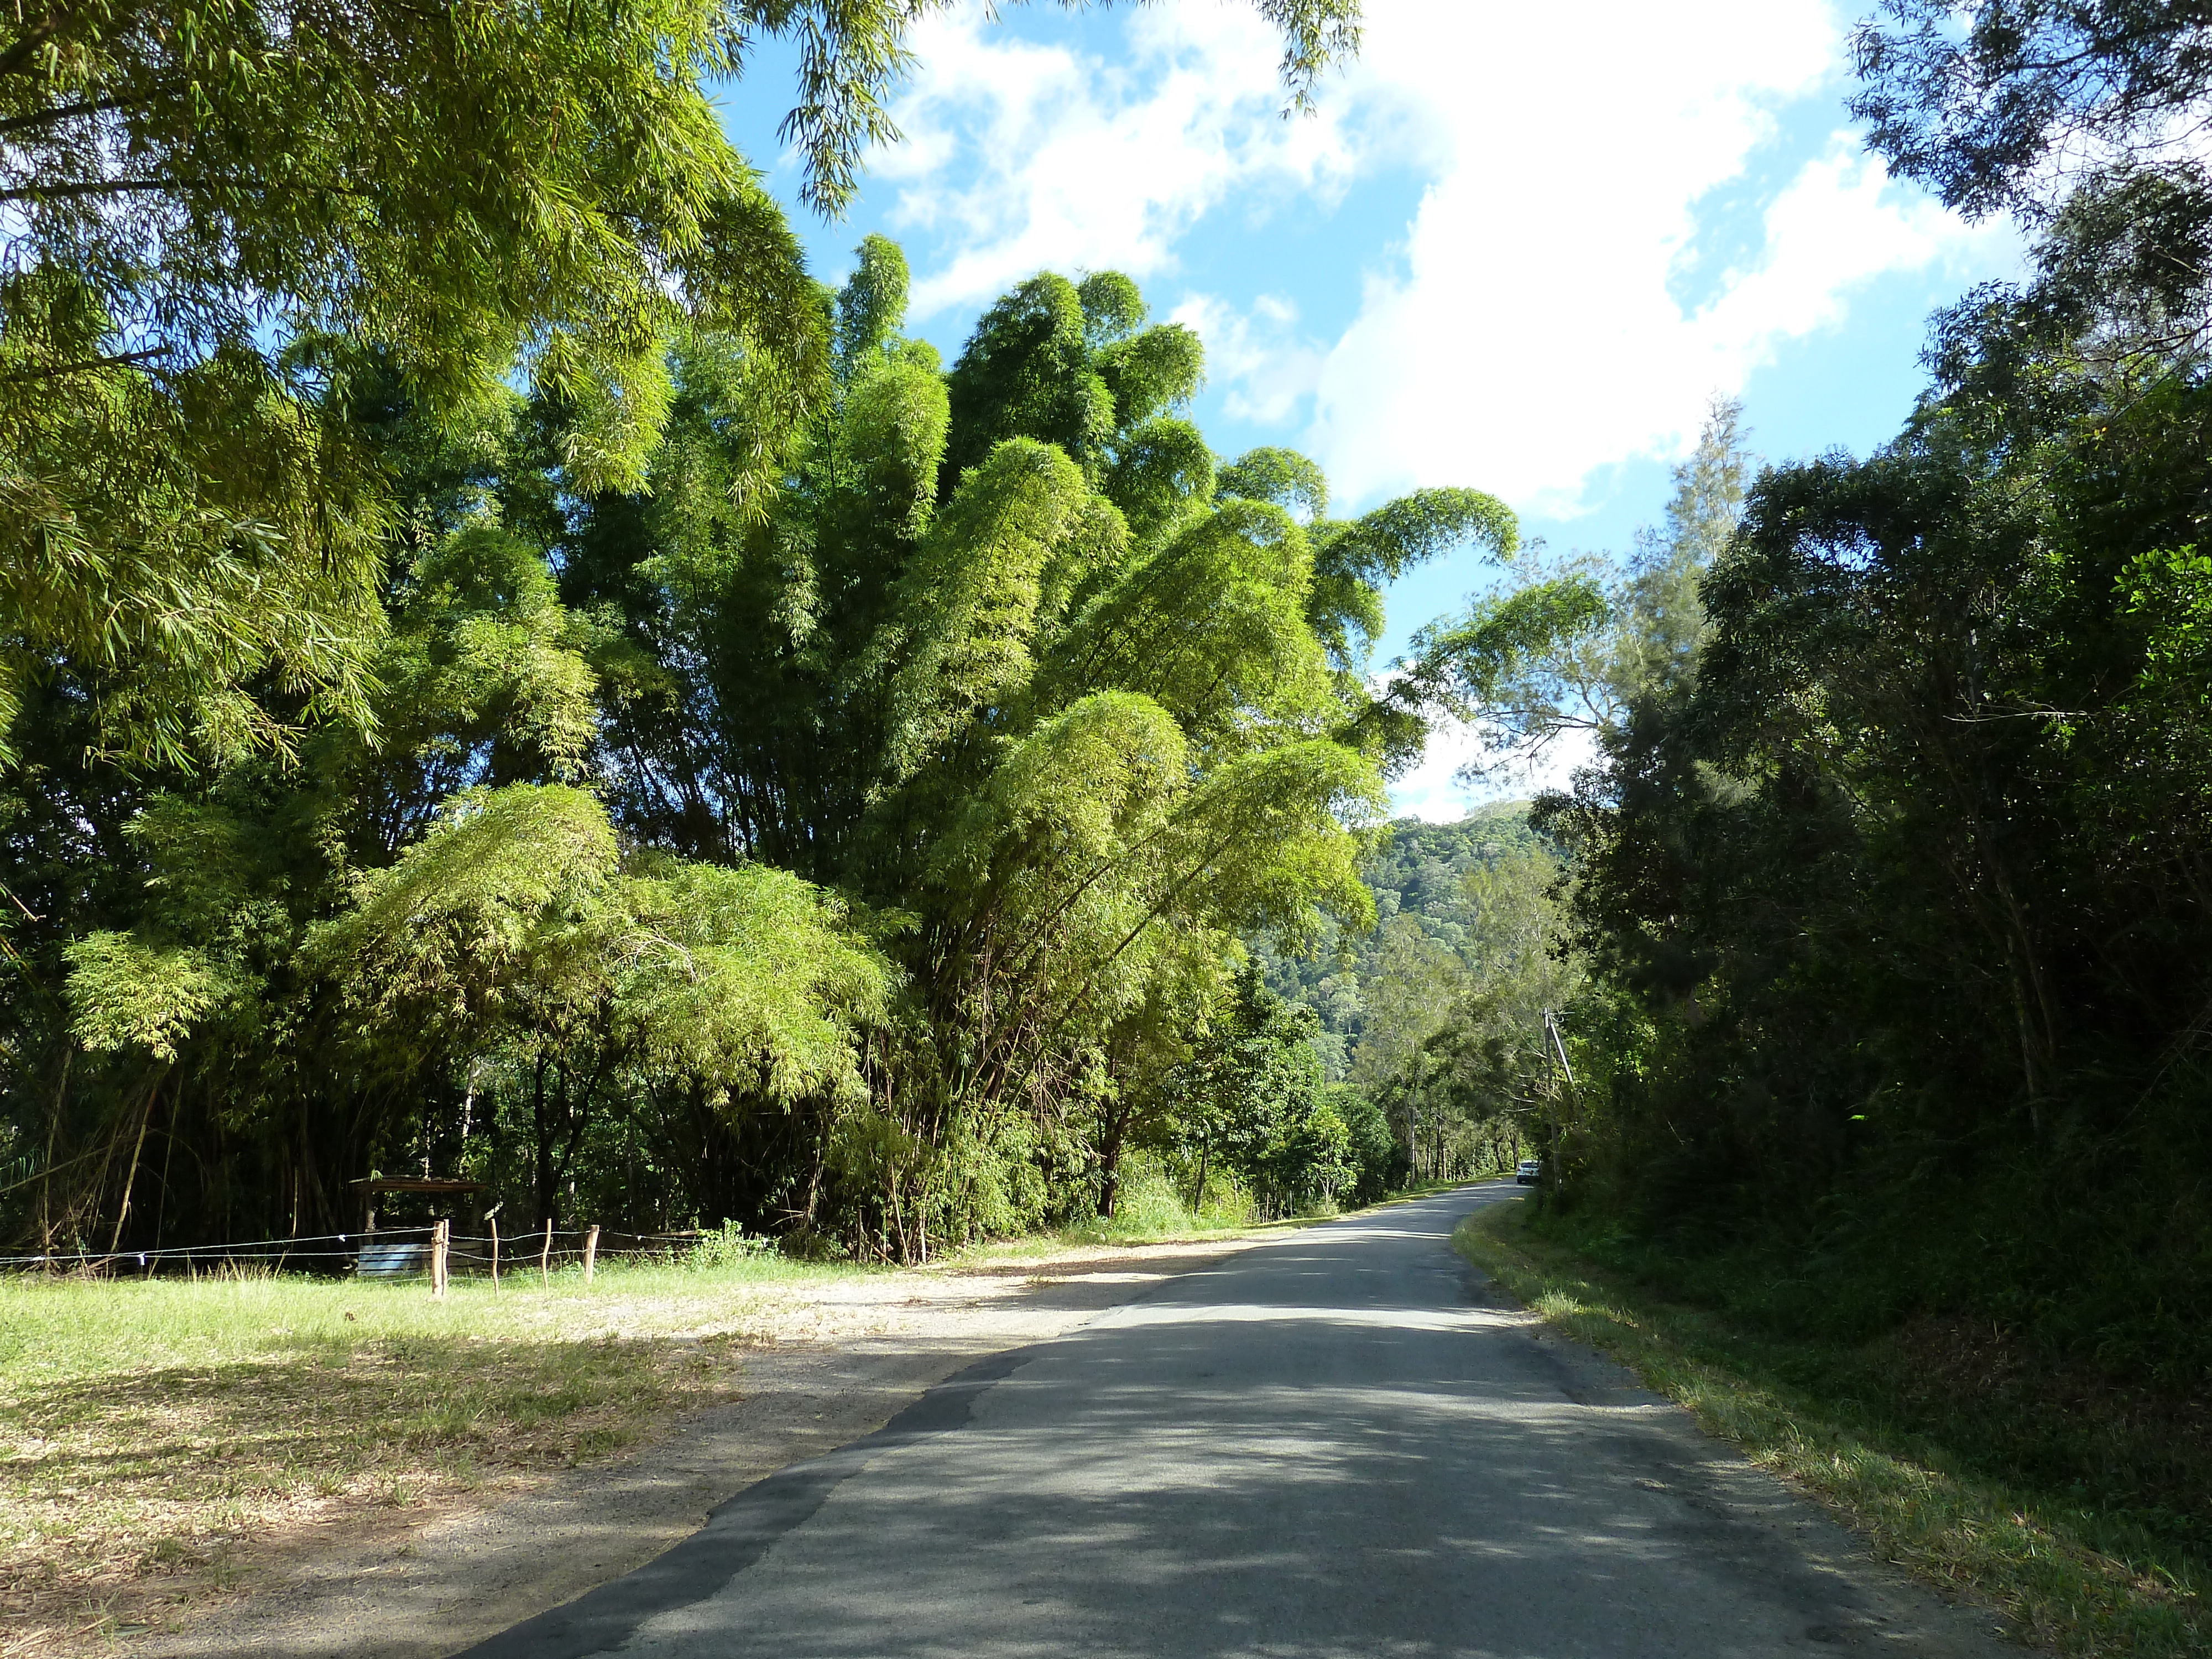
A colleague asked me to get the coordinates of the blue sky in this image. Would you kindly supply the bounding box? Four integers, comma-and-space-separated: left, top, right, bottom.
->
719, 1, 2022, 817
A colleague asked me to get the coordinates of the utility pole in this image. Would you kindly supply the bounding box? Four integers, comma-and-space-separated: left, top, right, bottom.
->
1543, 1009, 1575, 1087
1540, 1008, 1574, 1203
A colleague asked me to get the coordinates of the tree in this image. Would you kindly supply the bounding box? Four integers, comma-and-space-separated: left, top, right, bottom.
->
1855, 0, 2212, 373
310, 784, 890, 1227
1160, 962, 1352, 1218
556, 249, 1514, 1251
0, 0, 825, 772
1520, 301, 2212, 1361
1391, 399, 1754, 778
0, 0, 1360, 774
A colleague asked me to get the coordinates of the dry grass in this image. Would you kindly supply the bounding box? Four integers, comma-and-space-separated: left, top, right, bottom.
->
1457, 1203, 2209, 1659
0, 1254, 868, 1653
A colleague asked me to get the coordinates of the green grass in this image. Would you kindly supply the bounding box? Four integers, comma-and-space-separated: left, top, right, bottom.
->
0, 1251, 870, 1651
0, 1249, 863, 1381
1456, 1199, 2210, 1659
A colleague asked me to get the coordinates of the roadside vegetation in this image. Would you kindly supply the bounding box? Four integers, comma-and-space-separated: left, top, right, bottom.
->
1459, 1201, 2208, 1659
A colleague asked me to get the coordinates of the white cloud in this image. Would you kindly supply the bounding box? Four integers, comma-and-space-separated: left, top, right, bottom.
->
872, 0, 2017, 513
1169, 291, 1324, 424
1386, 715, 1597, 822
877, 4, 1359, 317
1303, 0, 2016, 510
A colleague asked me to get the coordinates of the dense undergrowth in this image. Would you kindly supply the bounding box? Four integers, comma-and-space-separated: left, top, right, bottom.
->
1563, 1100, 2212, 1389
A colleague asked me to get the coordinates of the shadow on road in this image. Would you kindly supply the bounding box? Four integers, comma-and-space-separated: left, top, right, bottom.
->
452, 1187, 2016, 1659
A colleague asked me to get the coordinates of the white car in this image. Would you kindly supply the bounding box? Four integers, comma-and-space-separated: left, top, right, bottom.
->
1514, 1158, 1542, 1185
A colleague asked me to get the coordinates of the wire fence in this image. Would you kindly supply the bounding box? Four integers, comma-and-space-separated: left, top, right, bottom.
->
439, 1226, 708, 1281
0, 1224, 719, 1281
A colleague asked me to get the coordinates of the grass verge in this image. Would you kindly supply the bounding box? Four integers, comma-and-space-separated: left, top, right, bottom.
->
1455, 1199, 2208, 1659
0, 1251, 868, 1653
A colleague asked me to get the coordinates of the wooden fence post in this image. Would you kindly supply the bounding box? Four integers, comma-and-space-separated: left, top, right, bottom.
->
431, 1219, 448, 1300
583, 1224, 599, 1285
489, 1215, 500, 1289
539, 1218, 552, 1288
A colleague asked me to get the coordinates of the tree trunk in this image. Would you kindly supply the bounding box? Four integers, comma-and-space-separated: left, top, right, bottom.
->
39, 1049, 68, 1253
1097, 1105, 1128, 1219
108, 1076, 161, 1254
530, 1050, 556, 1228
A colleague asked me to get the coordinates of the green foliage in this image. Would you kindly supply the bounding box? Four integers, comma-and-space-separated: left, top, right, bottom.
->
1096, 321, 1207, 429
315, 782, 891, 1138
943, 275, 1113, 487
1219, 446, 1329, 520
1401, 577, 1612, 721
0, 0, 1363, 776
1311, 487, 1519, 686
315, 784, 622, 1019
688, 1220, 780, 1268
886, 437, 1097, 776
0, 0, 1384, 1276
1498, 179, 2212, 1403
3, 0, 821, 411
835, 234, 912, 374
62, 935, 237, 1064
616, 857, 894, 1104
0, 315, 392, 770
0, 0, 839, 774
1076, 271, 1149, 346
1264, 421, 1752, 1194
1105, 418, 1218, 545
1157, 964, 1357, 1217
1331, 1086, 1399, 1204
1260, 808, 1547, 1075
555, 248, 1513, 1253
2, 232, 1519, 1268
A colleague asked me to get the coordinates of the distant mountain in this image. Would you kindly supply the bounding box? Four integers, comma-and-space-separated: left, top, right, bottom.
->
1256, 802, 1540, 1078
1361, 804, 1542, 935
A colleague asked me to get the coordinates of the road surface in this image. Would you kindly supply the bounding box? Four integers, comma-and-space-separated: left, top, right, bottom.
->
458, 1185, 2017, 1659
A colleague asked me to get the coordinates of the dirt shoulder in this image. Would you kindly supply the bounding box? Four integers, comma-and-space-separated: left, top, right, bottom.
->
95, 1234, 1271, 1659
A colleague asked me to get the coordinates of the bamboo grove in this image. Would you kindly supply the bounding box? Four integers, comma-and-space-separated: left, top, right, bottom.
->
6, 223, 1526, 1255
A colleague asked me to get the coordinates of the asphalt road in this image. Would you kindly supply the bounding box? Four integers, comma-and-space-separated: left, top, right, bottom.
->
458, 1185, 2018, 1659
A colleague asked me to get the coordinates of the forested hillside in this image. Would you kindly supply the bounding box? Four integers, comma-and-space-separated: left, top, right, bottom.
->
1251, 805, 1547, 1180
1261, 811, 1531, 1056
